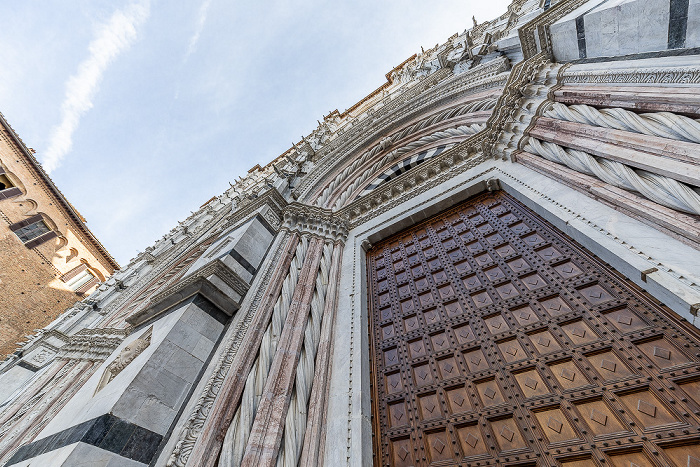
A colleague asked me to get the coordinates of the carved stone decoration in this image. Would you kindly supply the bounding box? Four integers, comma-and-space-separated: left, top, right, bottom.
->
93, 326, 152, 395
314, 95, 500, 208
281, 202, 349, 242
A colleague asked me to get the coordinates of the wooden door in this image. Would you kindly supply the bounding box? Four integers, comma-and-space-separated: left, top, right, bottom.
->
367, 191, 700, 467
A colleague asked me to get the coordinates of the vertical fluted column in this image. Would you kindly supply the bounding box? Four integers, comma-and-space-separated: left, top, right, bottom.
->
240, 236, 327, 467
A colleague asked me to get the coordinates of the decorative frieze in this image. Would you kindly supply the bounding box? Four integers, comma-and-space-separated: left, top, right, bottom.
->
58, 328, 129, 362
281, 203, 349, 243
560, 65, 700, 85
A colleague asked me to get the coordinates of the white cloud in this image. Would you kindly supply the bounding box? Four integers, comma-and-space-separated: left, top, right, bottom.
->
185, 0, 212, 60
41, 0, 150, 173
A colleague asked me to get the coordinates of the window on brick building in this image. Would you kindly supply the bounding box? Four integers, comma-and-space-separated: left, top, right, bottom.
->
65, 269, 96, 291
0, 173, 21, 199
0, 173, 12, 190
14, 220, 51, 243
0, 173, 15, 191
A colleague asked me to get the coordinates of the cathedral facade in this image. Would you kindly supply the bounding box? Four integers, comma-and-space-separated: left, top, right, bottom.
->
1, 0, 700, 465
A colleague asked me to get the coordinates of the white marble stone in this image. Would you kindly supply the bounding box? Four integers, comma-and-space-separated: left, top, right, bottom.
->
37, 297, 223, 443
551, 0, 671, 61
9, 443, 76, 467
688, 0, 700, 48
0, 365, 36, 406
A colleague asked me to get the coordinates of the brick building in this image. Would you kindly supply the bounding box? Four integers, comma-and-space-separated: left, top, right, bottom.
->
0, 112, 118, 358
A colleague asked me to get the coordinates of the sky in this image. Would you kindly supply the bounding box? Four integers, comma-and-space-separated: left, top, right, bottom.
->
0, 0, 510, 266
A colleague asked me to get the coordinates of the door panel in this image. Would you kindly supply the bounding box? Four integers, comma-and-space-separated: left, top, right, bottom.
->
367, 191, 700, 467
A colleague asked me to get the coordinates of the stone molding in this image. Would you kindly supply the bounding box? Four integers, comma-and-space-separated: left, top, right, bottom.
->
560, 65, 700, 85
339, 140, 489, 228
297, 58, 510, 200
332, 123, 486, 208
517, 151, 700, 247
159, 257, 250, 303
58, 328, 129, 362
98, 213, 231, 323
126, 258, 251, 327
314, 96, 498, 208
482, 52, 550, 158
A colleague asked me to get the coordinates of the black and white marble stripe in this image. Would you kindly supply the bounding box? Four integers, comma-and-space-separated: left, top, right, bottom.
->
357, 144, 454, 198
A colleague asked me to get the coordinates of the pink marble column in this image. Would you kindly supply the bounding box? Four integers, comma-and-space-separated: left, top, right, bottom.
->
187, 234, 301, 467
516, 151, 700, 246
554, 84, 700, 116
298, 242, 343, 467
530, 117, 700, 185
240, 236, 326, 467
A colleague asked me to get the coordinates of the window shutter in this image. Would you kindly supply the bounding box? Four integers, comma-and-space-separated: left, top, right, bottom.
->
61, 263, 88, 282
0, 187, 22, 200
23, 231, 58, 249
8, 214, 44, 232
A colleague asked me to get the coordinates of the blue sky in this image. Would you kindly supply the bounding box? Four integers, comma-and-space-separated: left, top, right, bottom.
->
0, 0, 510, 265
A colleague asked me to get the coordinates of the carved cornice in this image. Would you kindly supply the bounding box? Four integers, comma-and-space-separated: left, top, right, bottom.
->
482, 52, 550, 158
153, 259, 249, 306
127, 258, 250, 326
281, 202, 349, 243
560, 65, 700, 85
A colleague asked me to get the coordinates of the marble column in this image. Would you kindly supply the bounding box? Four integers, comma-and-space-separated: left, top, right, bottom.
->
240, 237, 326, 467
184, 234, 301, 467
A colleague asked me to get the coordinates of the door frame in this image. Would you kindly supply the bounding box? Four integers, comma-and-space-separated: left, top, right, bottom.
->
322, 159, 700, 466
